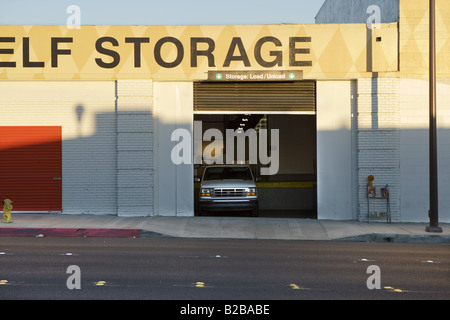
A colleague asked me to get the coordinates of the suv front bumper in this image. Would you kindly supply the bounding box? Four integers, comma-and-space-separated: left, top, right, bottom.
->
199, 199, 258, 212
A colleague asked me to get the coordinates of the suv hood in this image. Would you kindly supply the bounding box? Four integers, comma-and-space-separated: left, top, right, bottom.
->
201, 180, 256, 189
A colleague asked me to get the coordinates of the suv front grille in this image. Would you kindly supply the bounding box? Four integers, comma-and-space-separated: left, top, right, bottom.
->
213, 188, 246, 198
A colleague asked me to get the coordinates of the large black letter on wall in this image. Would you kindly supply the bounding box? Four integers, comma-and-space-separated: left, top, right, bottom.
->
223, 37, 250, 67
125, 37, 150, 68
289, 37, 312, 67
191, 37, 215, 68
154, 37, 184, 68
95, 37, 120, 69
0, 37, 16, 67
51, 37, 73, 68
254, 36, 282, 67
23, 37, 44, 67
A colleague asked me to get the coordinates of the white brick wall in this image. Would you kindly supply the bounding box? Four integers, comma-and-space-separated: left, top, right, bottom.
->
3, 77, 447, 222
356, 77, 450, 223
116, 80, 154, 217
0, 81, 118, 215
0, 80, 155, 216
357, 78, 401, 221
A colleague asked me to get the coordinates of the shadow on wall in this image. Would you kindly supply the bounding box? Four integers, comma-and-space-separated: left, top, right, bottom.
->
0, 108, 449, 223
0, 109, 153, 215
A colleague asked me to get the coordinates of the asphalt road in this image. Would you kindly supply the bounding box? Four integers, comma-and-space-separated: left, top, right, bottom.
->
0, 237, 449, 304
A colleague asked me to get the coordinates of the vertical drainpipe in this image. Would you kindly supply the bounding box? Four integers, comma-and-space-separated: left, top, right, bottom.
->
426, 0, 442, 233
115, 80, 120, 216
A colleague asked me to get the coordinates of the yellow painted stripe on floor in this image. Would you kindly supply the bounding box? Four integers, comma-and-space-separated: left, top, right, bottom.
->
194, 181, 316, 189
256, 182, 316, 189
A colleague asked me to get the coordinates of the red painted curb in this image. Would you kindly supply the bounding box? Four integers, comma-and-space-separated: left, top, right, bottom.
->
0, 227, 141, 238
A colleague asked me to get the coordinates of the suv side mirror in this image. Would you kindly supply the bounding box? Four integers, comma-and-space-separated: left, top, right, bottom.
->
255, 177, 262, 182
194, 177, 201, 182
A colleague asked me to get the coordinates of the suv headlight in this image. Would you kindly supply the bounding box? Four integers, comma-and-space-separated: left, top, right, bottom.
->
246, 187, 257, 196
200, 188, 212, 197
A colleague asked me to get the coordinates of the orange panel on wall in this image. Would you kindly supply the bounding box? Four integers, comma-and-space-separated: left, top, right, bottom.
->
0, 126, 62, 212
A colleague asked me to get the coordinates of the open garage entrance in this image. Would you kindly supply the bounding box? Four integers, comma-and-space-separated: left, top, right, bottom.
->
193, 80, 317, 218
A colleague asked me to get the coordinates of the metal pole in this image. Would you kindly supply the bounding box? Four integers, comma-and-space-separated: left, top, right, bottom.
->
426, 0, 442, 233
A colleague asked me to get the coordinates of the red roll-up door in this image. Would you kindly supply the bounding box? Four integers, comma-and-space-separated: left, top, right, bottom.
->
0, 126, 62, 212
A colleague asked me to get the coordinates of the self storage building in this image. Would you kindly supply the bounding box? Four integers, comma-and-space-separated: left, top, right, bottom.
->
0, 0, 449, 222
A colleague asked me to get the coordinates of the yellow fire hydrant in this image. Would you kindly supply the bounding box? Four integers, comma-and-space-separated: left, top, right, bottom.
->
2, 199, 13, 223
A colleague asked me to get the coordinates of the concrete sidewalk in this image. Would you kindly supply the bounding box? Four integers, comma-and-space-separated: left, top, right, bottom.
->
0, 213, 449, 243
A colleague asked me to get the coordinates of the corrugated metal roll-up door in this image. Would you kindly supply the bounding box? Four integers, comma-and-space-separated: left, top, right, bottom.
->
194, 81, 316, 113
0, 126, 62, 212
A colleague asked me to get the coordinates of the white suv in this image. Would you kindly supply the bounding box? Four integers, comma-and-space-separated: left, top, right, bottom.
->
197, 165, 259, 216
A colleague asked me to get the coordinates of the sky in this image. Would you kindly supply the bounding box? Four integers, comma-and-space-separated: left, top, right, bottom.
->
0, 0, 326, 25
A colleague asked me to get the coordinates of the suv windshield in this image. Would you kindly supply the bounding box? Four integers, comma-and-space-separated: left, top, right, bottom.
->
203, 167, 253, 181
